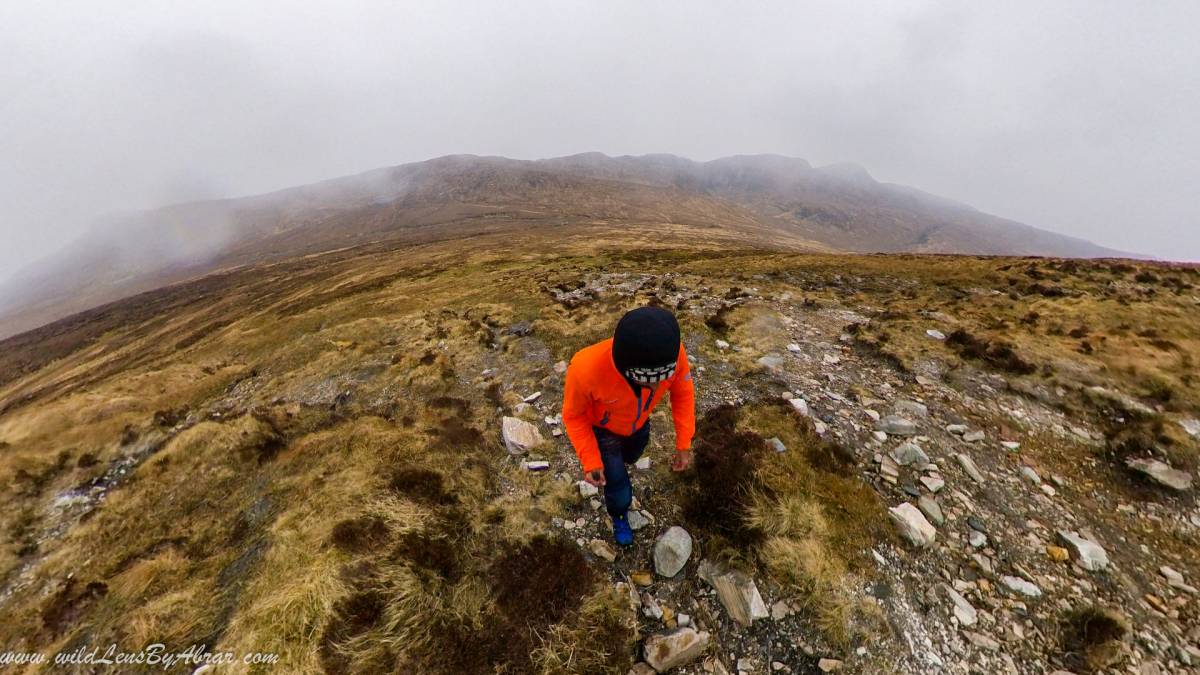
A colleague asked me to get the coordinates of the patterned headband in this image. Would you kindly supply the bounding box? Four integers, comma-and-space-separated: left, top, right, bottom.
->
624, 362, 677, 384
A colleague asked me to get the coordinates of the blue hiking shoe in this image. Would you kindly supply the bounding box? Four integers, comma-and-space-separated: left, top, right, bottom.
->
612, 514, 634, 547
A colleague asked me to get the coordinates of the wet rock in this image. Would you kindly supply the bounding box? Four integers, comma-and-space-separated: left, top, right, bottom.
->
697, 560, 769, 626
1126, 458, 1193, 491
502, 416, 544, 454
878, 415, 919, 436
1057, 531, 1109, 571
653, 526, 693, 578
643, 627, 710, 672
888, 503, 937, 547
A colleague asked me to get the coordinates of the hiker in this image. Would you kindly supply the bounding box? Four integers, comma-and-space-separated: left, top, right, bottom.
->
562, 306, 695, 546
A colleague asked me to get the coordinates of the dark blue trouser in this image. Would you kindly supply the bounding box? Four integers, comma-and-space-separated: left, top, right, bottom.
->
595, 421, 650, 518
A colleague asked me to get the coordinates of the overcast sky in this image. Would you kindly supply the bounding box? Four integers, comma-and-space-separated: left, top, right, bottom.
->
2, 0, 1198, 283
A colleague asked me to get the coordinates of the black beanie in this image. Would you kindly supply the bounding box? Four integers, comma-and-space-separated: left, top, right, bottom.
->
612, 306, 681, 375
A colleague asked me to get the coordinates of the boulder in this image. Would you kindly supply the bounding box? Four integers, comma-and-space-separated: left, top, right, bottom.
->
653, 526, 693, 578
697, 560, 769, 626
501, 416, 544, 454
888, 503, 937, 547
643, 628, 710, 672
1126, 458, 1193, 492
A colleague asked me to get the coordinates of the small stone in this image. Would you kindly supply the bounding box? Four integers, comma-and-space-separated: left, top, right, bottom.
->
1001, 441, 1021, 451
502, 416, 545, 454
635, 457, 652, 470
770, 600, 792, 620
1057, 531, 1109, 571
917, 495, 945, 526
944, 585, 978, 626
523, 391, 543, 403
579, 481, 599, 498
966, 516, 987, 533
1126, 458, 1193, 491
1046, 546, 1070, 562
968, 531, 988, 548
788, 398, 809, 416
878, 415, 918, 436
696, 560, 769, 627
643, 628, 710, 672
766, 437, 787, 453
522, 460, 550, 471
627, 511, 651, 531
963, 430, 986, 443
817, 658, 843, 672
823, 353, 841, 365
920, 475, 945, 493
1180, 418, 1200, 437
630, 570, 653, 586
957, 453, 986, 483
891, 441, 930, 469
1020, 466, 1041, 484
787, 343, 802, 353
926, 329, 946, 340
946, 424, 968, 435
888, 503, 937, 547
757, 354, 785, 371
962, 631, 1001, 652
1000, 575, 1042, 598
894, 399, 929, 417
642, 593, 664, 620
653, 526, 694, 578
553, 360, 568, 374
590, 539, 617, 562
716, 339, 730, 350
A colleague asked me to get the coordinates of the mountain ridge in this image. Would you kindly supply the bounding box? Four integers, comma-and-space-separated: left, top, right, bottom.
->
0, 152, 1134, 339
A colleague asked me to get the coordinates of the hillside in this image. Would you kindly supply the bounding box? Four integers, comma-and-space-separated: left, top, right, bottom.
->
0, 153, 1130, 340
0, 223, 1196, 673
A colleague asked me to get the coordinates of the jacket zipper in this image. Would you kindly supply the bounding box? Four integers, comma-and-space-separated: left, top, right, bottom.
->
632, 385, 644, 434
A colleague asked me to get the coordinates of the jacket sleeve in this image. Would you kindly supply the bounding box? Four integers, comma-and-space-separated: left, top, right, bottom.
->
562, 362, 603, 474
669, 345, 696, 450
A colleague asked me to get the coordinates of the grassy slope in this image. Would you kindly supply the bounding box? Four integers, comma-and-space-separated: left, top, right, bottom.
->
0, 228, 1196, 672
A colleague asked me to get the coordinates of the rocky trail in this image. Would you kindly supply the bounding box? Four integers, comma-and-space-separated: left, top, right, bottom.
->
496, 275, 1200, 674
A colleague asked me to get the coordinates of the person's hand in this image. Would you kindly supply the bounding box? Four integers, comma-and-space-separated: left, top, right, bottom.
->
671, 448, 692, 472
583, 469, 607, 487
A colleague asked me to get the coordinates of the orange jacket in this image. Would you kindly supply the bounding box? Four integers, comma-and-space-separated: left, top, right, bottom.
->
562, 338, 695, 474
